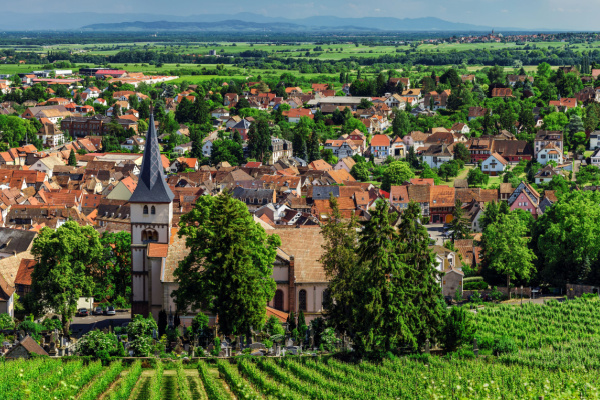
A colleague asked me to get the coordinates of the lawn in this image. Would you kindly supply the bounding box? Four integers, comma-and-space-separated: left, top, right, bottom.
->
444, 166, 473, 187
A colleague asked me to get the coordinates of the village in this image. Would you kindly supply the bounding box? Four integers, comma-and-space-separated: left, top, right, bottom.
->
0, 47, 598, 398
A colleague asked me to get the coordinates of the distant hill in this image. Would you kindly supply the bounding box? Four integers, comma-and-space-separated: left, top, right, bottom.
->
80, 20, 316, 32
80, 16, 504, 32
0, 11, 520, 32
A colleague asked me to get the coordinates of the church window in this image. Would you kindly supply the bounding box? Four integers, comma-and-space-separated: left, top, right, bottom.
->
274, 289, 284, 311
299, 289, 307, 312
151, 206, 156, 215
143, 205, 148, 215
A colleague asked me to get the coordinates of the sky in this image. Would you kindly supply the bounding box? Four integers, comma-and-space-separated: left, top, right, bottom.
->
4, 0, 599, 31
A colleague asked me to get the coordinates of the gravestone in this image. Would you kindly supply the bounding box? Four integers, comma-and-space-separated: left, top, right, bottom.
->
48, 341, 57, 357
275, 344, 281, 357
473, 338, 479, 357
285, 346, 301, 355
286, 338, 293, 348
251, 350, 264, 357
425, 339, 430, 354
249, 342, 266, 351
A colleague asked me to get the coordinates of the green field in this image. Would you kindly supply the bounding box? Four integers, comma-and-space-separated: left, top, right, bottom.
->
6, 297, 600, 399
6, 38, 599, 62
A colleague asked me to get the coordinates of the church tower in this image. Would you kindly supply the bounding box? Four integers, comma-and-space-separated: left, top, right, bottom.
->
130, 113, 174, 319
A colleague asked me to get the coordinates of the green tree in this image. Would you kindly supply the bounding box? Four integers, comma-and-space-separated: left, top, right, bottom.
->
352, 200, 408, 354
537, 62, 551, 79
533, 190, 600, 285
99, 231, 132, 302
467, 167, 489, 187
247, 117, 272, 164
396, 202, 447, 347
453, 143, 471, 164
350, 162, 370, 181
172, 193, 280, 337
320, 196, 362, 337
483, 212, 536, 290
381, 161, 415, 191
30, 222, 103, 335
392, 110, 410, 137
68, 149, 76, 166
210, 139, 243, 166
487, 65, 505, 86
449, 199, 471, 242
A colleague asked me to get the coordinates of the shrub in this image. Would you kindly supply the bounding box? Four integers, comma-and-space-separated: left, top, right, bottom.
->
469, 291, 483, 303
18, 320, 43, 338
493, 336, 518, 355
463, 281, 489, 290
76, 329, 122, 359
211, 337, 221, 357
442, 306, 475, 352
0, 313, 14, 329
42, 317, 62, 331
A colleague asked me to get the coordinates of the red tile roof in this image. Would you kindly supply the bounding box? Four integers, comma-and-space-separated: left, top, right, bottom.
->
15, 259, 36, 286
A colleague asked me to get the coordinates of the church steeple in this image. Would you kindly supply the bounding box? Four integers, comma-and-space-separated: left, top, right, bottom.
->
129, 113, 174, 204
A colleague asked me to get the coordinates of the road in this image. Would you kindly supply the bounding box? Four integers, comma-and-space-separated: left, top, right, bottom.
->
427, 223, 447, 246
69, 312, 131, 338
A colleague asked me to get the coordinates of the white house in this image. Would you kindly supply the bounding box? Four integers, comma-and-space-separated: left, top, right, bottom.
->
173, 142, 192, 156
537, 143, 564, 166
120, 136, 146, 152
591, 148, 600, 166
422, 144, 453, 168
82, 87, 101, 99
590, 131, 600, 150
29, 156, 65, 179
370, 134, 391, 158
390, 136, 407, 158
534, 165, 562, 185
481, 152, 508, 176
211, 108, 229, 119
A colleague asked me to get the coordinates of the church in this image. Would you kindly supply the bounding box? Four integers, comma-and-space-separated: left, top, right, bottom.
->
130, 115, 329, 326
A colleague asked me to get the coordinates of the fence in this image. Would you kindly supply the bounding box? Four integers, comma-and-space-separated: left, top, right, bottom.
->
463, 286, 532, 300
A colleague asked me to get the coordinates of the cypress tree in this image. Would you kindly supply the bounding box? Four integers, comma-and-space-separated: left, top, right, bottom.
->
68, 149, 76, 166
396, 201, 446, 348
297, 310, 307, 342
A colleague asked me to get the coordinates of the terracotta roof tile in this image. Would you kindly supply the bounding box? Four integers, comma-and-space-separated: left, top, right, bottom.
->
148, 243, 169, 258
14, 259, 35, 286
273, 229, 327, 283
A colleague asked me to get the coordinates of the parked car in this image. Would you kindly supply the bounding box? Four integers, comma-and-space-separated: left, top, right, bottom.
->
77, 308, 89, 317
93, 306, 103, 315
105, 306, 116, 315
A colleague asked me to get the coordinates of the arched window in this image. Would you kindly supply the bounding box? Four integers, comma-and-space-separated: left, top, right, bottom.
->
151, 206, 156, 215
274, 290, 284, 311
142, 229, 158, 243
299, 289, 307, 312
322, 289, 331, 310
143, 205, 148, 215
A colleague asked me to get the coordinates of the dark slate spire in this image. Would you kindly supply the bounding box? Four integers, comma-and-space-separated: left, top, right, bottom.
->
129, 113, 174, 204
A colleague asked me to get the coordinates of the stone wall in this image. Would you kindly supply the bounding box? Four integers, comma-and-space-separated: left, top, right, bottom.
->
566, 284, 598, 298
